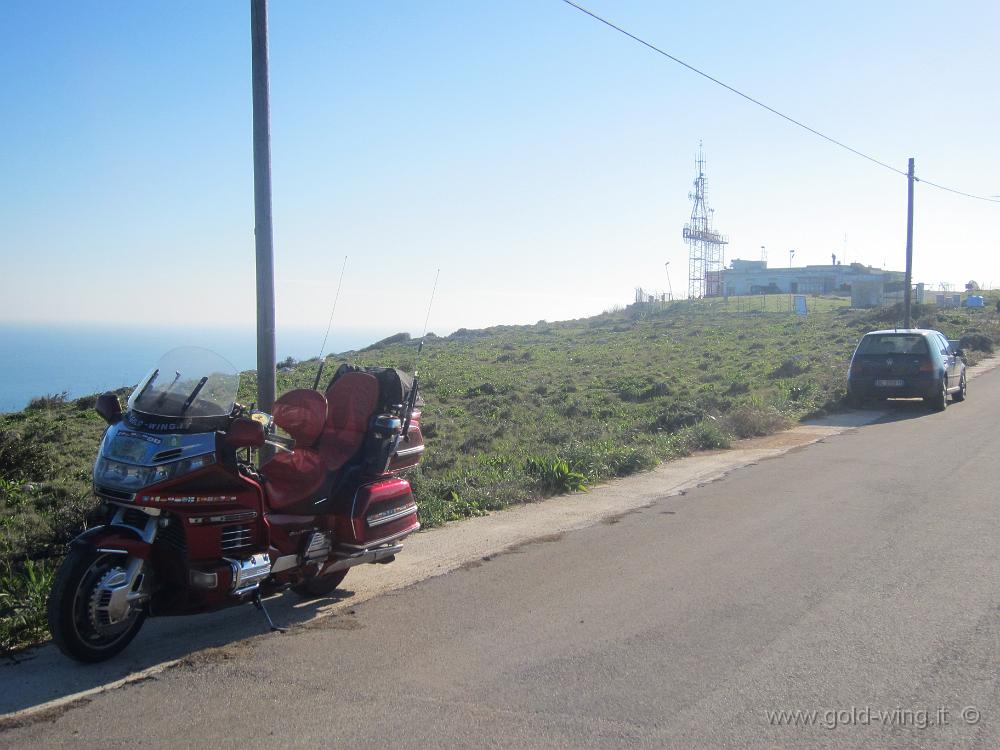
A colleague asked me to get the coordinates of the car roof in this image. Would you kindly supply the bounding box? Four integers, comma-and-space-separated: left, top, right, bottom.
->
863, 329, 942, 337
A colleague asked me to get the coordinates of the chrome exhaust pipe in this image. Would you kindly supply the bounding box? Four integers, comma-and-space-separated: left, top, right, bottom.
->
322, 543, 403, 573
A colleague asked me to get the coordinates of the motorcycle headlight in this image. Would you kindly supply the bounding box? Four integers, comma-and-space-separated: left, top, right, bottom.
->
94, 458, 151, 490
94, 453, 216, 491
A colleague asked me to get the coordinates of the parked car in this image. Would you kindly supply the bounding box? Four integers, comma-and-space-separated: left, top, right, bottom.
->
847, 329, 967, 410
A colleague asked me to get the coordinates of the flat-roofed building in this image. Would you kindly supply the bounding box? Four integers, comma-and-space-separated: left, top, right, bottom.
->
720, 259, 904, 298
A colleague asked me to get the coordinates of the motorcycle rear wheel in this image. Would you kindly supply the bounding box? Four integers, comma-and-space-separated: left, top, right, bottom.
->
47, 548, 147, 662
291, 569, 349, 598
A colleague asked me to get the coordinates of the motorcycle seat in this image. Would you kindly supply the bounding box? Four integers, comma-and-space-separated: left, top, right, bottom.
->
262, 447, 327, 510
262, 389, 329, 510
262, 373, 379, 511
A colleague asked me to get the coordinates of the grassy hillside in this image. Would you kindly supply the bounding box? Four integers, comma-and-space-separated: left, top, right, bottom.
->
2, 296, 997, 650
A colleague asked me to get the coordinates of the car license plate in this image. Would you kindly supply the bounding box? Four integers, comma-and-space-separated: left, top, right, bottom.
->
875, 379, 904, 387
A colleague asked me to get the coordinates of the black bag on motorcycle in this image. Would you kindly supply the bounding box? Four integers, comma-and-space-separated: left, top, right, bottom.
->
328, 364, 420, 413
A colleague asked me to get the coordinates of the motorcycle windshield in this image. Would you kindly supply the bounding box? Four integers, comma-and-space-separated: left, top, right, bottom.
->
127, 347, 240, 419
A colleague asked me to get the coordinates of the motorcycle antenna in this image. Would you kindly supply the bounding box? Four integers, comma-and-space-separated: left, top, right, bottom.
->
400, 268, 439, 439
312, 255, 348, 391
418, 268, 440, 356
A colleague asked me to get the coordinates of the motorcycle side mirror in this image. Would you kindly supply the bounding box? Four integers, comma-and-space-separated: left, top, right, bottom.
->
225, 417, 266, 449
95, 393, 123, 425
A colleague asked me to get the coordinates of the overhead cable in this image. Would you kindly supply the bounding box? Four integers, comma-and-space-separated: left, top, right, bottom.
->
559, 0, 1000, 204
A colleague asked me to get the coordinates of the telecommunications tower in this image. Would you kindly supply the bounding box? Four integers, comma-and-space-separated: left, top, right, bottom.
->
683, 143, 728, 298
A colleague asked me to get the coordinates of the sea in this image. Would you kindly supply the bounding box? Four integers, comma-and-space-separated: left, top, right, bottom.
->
0, 322, 384, 414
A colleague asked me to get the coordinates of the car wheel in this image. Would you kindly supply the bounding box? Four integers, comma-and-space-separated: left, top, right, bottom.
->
952, 372, 967, 402
925, 378, 948, 411
846, 392, 863, 409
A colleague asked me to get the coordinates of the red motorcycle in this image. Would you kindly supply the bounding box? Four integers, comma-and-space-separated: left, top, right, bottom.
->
47, 346, 425, 662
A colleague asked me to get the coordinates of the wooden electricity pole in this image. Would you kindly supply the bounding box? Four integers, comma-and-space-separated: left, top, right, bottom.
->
903, 157, 915, 329
250, 0, 276, 412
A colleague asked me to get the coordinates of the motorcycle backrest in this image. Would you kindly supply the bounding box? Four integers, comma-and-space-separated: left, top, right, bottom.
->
318, 371, 380, 471
273, 389, 328, 446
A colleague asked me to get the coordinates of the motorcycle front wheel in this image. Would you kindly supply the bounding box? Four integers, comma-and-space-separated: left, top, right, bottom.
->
47, 548, 147, 662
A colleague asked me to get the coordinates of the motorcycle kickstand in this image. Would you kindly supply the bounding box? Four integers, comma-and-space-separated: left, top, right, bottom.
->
252, 590, 287, 633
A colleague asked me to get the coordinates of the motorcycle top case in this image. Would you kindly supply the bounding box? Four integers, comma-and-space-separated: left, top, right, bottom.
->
333, 477, 419, 549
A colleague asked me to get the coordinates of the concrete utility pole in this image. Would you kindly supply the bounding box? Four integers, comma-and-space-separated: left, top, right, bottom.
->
251, 0, 276, 412
904, 157, 915, 329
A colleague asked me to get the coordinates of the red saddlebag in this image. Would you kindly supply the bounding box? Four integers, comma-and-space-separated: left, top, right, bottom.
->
333, 477, 419, 548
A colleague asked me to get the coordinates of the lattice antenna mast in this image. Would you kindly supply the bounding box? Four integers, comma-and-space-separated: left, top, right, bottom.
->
683, 142, 728, 298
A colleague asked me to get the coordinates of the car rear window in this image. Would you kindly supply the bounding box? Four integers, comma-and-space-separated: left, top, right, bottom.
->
856, 334, 929, 355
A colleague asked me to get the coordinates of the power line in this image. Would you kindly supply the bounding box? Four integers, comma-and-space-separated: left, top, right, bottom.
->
559, 0, 1000, 204
913, 177, 1000, 203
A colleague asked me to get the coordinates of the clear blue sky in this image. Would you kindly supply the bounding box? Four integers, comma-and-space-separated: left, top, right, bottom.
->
2, 0, 998, 337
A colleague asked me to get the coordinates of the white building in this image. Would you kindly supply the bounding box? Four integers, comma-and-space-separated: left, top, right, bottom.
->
719, 259, 905, 297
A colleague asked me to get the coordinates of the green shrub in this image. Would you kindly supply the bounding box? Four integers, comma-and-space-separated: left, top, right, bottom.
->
723, 405, 790, 439
0, 431, 52, 482
650, 402, 703, 433
959, 333, 993, 353
681, 420, 731, 451
74, 394, 98, 411
0, 558, 55, 652
525, 456, 588, 494
26, 393, 67, 411
612, 375, 669, 402
768, 358, 808, 379
560, 440, 658, 480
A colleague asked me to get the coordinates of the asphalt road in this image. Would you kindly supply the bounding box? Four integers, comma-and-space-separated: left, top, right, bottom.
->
5, 371, 1000, 749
